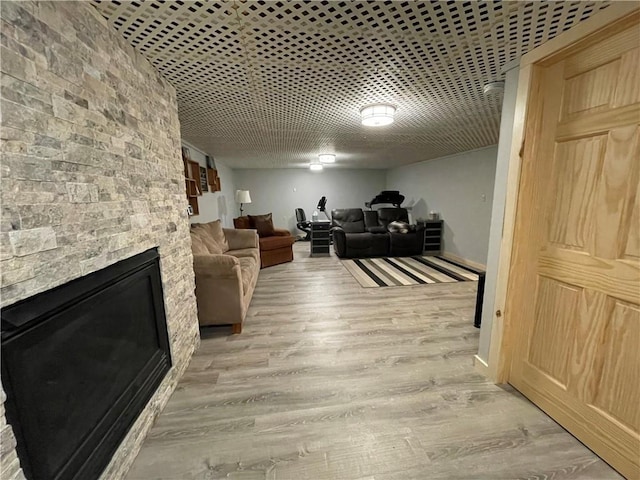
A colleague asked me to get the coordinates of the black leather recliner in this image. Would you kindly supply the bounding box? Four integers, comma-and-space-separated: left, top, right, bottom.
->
295, 208, 311, 240
372, 208, 425, 257
331, 208, 424, 258
331, 208, 388, 258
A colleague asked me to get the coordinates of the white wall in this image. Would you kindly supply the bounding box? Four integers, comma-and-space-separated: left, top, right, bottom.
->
183, 141, 237, 228
386, 146, 498, 265
233, 169, 387, 234
478, 65, 520, 363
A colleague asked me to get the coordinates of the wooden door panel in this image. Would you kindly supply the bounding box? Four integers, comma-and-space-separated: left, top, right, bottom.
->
613, 48, 640, 107
516, 361, 639, 478
563, 60, 620, 118
528, 277, 580, 385
508, 15, 640, 478
567, 290, 607, 403
624, 180, 639, 259
563, 21, 639, 77
549, 136, 606, 249
591, 126, 639, 259
591, 300, 640, 432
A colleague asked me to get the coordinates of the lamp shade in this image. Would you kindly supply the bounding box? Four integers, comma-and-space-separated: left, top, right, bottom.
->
360, 103, 396, 126
235, 190, 251, 204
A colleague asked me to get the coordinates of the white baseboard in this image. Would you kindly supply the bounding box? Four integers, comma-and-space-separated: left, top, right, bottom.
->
473, 354, 489, 377
441, 251, 486, 271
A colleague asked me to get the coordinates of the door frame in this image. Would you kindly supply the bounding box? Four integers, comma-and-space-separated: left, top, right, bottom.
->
486, 2, 640, 383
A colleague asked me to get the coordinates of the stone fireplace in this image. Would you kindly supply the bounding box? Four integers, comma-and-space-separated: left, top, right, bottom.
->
0, 2, 199, 479
2, 249, 172, 480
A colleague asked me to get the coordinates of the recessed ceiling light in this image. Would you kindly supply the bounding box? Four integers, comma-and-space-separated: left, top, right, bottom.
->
309, 163, 323, 171
318, 154, 336, 163
360, 103, 396, 127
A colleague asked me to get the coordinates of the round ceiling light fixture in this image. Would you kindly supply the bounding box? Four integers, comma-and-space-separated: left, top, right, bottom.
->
483, 81, 505, 96
309, 163, 323, 171
360, 103, 396, 127
318, 154, 336, 164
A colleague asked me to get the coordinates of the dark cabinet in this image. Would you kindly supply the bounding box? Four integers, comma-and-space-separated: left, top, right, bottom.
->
310, 221, 331, 256
422, 220, 443, 255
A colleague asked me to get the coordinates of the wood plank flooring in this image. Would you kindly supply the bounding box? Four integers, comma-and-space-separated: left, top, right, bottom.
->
125, 242, 621, 480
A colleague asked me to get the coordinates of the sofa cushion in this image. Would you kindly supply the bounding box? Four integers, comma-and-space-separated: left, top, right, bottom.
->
224, 228, 259, 250
190, 233, 209, 255
331, 208, 365, 233
389, 230, 423, 257
259, 234, 295, 251
238, 257, 257, 294
363, 210, 379, 230
205, 220, 230, 252
377, 208, 409, 227
344, 232, 389, 257
191, 225, 224, 254
249, 213, 275, 237
226, 248, 260, 263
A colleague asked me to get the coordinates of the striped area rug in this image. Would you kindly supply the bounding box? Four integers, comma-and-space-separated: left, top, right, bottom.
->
342, 255, 480, 288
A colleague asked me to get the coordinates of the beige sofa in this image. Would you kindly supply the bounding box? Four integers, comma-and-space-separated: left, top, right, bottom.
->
190, 220, 259, 333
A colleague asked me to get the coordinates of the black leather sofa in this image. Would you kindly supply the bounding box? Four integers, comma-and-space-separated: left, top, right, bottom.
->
331, 208, 425, 258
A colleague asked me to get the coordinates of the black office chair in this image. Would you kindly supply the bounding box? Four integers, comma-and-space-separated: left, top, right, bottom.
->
295, 208, 312, 241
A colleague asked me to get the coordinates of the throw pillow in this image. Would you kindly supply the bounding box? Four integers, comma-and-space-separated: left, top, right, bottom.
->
249, 213, 275, 237
234, 216, 251, 229
387, 221, 410, 234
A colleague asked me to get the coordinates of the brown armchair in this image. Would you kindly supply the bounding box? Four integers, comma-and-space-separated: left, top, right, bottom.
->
234, 214, 296, 268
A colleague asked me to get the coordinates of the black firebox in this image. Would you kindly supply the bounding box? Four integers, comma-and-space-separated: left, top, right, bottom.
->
1, 248, 172, 480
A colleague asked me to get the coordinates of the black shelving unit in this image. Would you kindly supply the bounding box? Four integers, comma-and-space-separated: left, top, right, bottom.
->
310, 221, 331, 256
423, 220, 443, 255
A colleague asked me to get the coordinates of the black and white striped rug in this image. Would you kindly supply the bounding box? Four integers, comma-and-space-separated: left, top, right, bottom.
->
342, 255, 480, 288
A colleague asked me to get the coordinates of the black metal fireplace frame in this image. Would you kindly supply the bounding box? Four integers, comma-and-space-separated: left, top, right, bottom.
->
1, 248, 172, 480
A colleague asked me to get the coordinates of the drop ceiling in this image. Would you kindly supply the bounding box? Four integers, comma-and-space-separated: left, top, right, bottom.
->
91, 1, 609, 169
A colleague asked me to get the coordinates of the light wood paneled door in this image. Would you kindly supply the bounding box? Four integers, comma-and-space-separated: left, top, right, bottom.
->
507, 12, 640, 479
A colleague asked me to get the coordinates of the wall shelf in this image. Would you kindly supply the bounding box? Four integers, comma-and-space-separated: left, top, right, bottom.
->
183, 155, 201, 215
207, 168, 221, 192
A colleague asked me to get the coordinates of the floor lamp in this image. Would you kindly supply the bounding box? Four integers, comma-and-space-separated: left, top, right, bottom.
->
235, 190, 251, 216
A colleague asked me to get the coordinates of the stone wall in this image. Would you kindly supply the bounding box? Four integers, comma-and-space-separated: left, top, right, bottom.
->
0, 2, 200, 479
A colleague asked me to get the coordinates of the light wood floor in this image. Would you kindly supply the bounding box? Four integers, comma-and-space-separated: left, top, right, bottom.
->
126, 242, 621, 480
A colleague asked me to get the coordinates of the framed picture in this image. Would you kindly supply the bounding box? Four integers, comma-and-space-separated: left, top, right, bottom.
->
206, 155, 216, 169
181, 146, 191, 161
199, 166, 209, 192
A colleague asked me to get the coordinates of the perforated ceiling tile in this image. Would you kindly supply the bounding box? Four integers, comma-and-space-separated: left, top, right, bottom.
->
91, 1, 609, 169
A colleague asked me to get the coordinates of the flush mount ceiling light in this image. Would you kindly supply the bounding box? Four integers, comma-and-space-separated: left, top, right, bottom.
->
309, 163, 323, 171
483, 81, 505, 95
318, 154, 336, 164
360, 103, 396, 127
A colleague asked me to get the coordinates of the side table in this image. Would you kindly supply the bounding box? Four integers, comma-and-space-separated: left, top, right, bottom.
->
310, 221, 331, 256
422, 220, 443, 255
